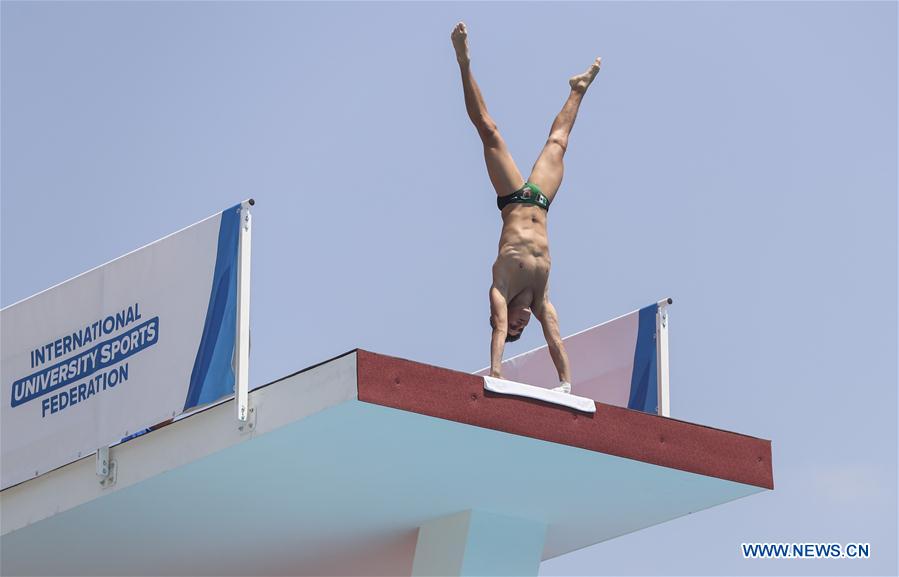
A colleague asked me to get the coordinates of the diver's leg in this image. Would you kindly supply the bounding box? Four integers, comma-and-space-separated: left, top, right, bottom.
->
527, 58, 601, 203
452, 22, 524, 196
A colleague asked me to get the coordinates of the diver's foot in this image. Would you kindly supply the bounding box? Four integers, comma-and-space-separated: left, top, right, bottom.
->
569, 57, 602, 92
552, 382, 572, 394
451, 22, 470, 65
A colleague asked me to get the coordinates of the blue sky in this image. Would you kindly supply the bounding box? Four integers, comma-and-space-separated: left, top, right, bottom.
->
2, 2, 896, 575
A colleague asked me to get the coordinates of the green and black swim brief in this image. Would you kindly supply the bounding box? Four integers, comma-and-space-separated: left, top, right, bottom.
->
497, 181, 550, 212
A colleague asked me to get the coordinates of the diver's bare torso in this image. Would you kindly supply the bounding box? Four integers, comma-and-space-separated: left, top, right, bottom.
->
492, 204, 550, 309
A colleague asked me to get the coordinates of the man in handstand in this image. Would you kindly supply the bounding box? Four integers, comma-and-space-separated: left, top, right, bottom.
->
451, 22, 600, 393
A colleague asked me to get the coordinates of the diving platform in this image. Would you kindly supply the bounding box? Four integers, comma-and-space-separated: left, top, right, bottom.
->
1, 349, 773, 576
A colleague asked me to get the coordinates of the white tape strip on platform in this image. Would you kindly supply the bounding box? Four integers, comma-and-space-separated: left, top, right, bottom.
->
482, 376, 597, 413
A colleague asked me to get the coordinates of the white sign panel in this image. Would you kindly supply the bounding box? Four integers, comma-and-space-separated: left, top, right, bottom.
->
1, 202, 252, 490
476, 299, 671, 416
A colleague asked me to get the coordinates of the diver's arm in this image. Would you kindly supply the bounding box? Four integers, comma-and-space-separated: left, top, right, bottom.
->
533, 298, 572, 384
489, 286, 508, 378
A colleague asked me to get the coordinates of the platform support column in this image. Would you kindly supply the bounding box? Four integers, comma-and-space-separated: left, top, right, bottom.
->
411, 510, 545, 576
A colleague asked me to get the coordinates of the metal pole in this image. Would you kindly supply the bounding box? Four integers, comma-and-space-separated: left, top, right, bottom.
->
235, 199, 254, 421
656, 297, 672, 417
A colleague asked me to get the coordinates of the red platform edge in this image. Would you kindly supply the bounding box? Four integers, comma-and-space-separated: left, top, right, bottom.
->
356, 350, 774, 490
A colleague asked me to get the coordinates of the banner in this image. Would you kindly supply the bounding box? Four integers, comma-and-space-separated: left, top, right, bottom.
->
1, 202, 252, 489
476, 299, 671, 416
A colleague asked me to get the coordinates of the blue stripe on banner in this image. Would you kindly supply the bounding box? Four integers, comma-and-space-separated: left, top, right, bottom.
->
183, 204, 241, 411
628, 303, 659, 414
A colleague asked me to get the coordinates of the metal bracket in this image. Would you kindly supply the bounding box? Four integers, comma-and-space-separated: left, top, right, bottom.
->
238, 406, 257, 435
96, 446, 117, 488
